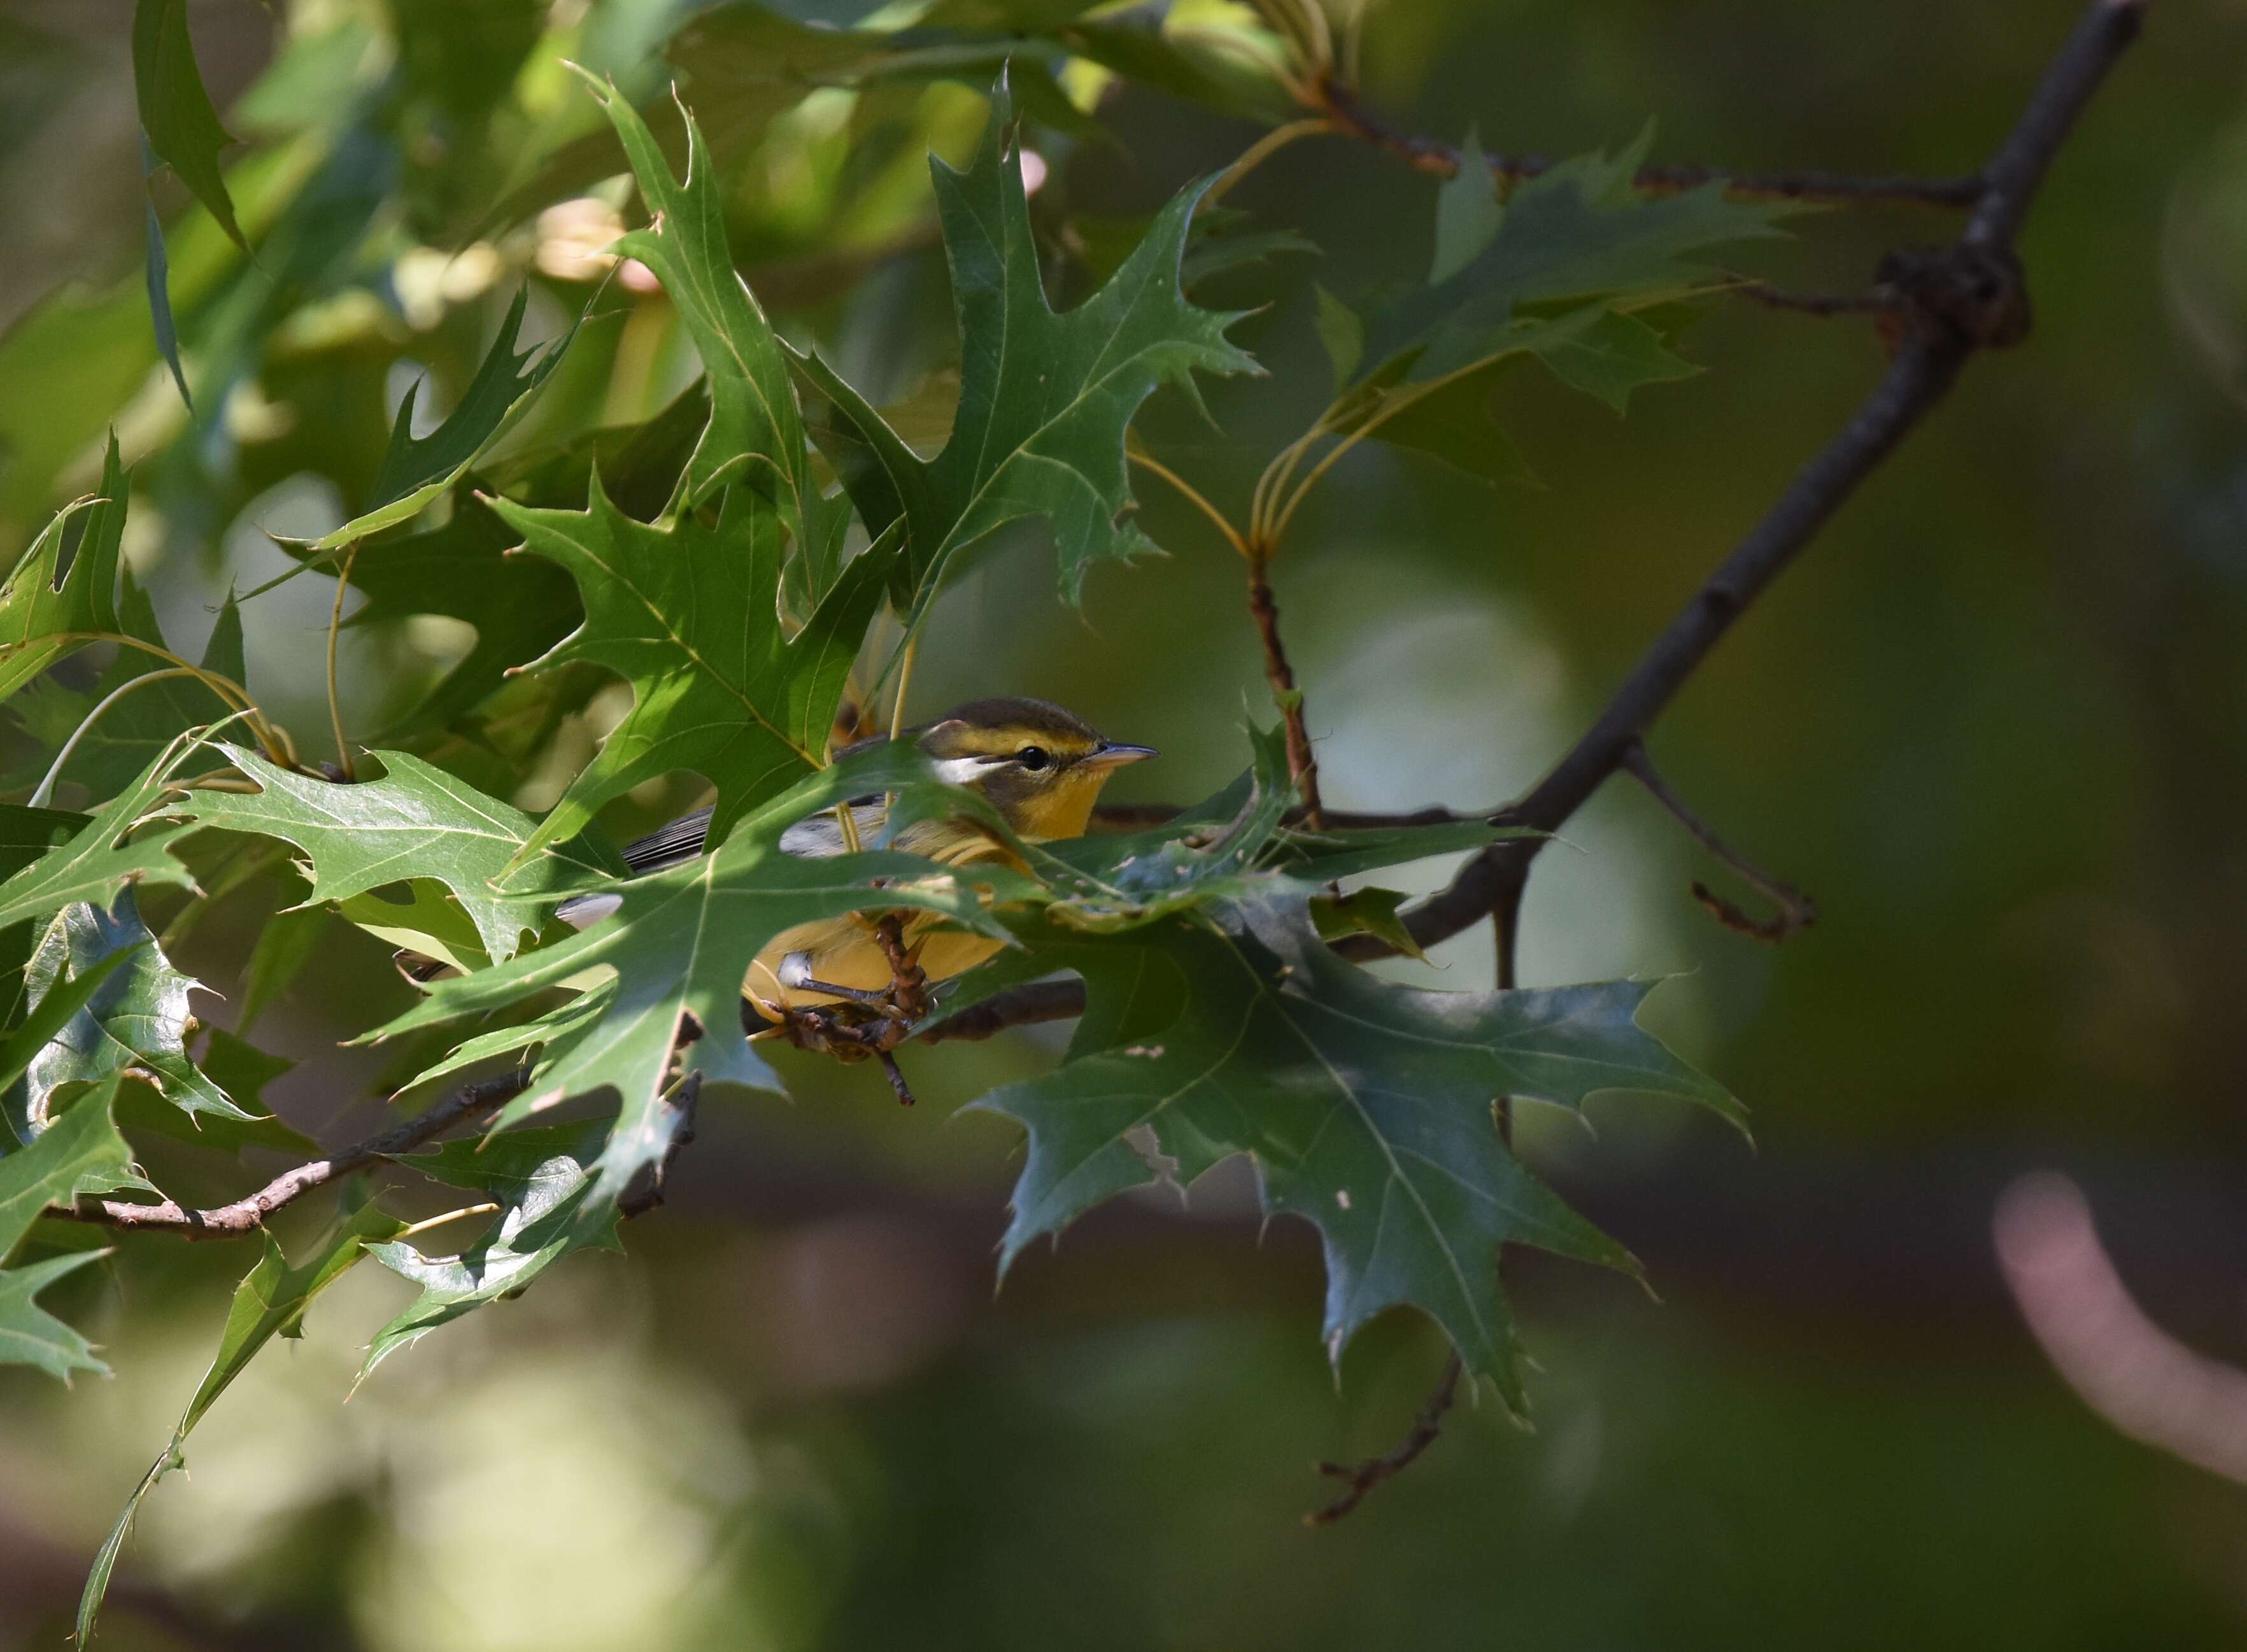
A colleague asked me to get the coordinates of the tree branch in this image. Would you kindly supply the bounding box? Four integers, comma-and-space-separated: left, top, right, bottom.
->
1245, 561, 1326, 828
1396, 0, 2146, 960
1622, 740, 1818, 943
52, 1071, 530, 1239
1310, 78, 1988, 208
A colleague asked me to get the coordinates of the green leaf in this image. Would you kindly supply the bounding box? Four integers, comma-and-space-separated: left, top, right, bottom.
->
20, 888, 259, 1131
173, 742, 626, 963
0, 1249, 111, 1383
0, 805, 87, 882
371, 745, 1032, 1222
1335, 362, 1537, 490
132, 0, 246, 250
0, 1074, 149, 1261
0, 737, 201, 933
791, 70, 1257, 628
307, 286, 575, 550
969, 895, 1739, 1407
0, 433, 129, 704
1523, 304, 1700, 413
0, 942, 142, 1100
1312, 284, 1365, 397
585, 80, 825, 539
334, 381, 709, 740
117, 1027, 313, 1156
78, 1196, 404, 1645
1431, 127, 1501, 285
236, 901, 326, 1036
1361, 148, 1790, 386
495, 481, 897, 859
1308, 885, 1427, 960
19, 576, 246, 799
360, 1119, 618, 1380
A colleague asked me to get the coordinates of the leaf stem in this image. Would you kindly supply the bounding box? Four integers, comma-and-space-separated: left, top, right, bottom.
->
1130, 449, 1248, 558
1204, 118, 1336, 209
327, 539, 363, 780
25, 667, 204, 807
38, 632, 289, 765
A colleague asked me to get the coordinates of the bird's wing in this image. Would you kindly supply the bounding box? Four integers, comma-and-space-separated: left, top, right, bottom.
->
619, 805, 716, 874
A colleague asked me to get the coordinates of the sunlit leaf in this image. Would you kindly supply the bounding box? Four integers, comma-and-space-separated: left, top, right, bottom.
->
174, 742, 626, 963
132, 0, 246, 249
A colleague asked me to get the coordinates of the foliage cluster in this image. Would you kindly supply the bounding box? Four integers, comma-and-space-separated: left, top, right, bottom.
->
0, 0, 1790, 1629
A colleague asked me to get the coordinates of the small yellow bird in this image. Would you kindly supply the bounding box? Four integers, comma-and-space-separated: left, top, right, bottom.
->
595, 696, 1155, 1016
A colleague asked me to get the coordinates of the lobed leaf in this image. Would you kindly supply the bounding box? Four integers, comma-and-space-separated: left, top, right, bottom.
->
793, 69, 1258, 632
496, 481, 898, 858
970, 895, 1740, 1408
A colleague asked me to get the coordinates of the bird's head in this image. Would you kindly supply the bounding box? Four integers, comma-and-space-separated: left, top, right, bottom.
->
910, 696, 1156, 840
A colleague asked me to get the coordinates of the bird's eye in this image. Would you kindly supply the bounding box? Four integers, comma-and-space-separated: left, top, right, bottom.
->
1016, 745, 1051, 772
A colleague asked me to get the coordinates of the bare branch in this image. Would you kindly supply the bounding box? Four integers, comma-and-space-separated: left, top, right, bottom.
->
1303, 1352, 1465, 1525
1621, 741, 1818, 943
1246, 563, 1326, 828
1311, 78, 1988, 208
53, 1071, 529, 1239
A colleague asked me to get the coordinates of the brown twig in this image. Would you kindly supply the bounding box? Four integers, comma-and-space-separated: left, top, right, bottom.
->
1305, 1352, 1465, 1524
1731, 278, 1902, 317
619, 1070, 702, 1220
1621, 740, 1818, 943
1246, 560, 1326, 828
54, 1070, 530, 1238
1310, 78, 1989, 208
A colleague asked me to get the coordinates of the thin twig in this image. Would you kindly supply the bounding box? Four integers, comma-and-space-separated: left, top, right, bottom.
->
1311, 78, 1988, 208
1621, 741, 1818, 943
1731, 278, 1901, 317
53, 1071, 530, 1239
1205, 116, 1336, 208
1130, 449, 1249, 558
1245, 560, 1324, 828
1305, 1352, 1464, 1524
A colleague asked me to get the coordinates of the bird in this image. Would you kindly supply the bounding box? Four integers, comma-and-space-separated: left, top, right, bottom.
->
564, 696, 1156, 1018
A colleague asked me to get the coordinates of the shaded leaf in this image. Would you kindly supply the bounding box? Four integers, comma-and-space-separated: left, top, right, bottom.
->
970, 895, 1739, 1406
1308, 884, 1427, 960
0, 434, 129, 703
132, 0, 245, 249
1431, 127, 1501, 285
360, 1117, 618, 1380
0, 1249, 111, 1382
1361, 146, 1790, 385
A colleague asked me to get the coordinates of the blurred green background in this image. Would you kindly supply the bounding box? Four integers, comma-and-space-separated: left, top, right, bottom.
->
7, 0, 2247, 1646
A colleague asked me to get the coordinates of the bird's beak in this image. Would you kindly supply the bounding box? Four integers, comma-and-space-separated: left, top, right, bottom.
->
1083, 742, 1158, 770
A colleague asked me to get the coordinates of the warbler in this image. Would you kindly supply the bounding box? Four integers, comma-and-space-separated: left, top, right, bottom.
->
571, 696, 1154, 1015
